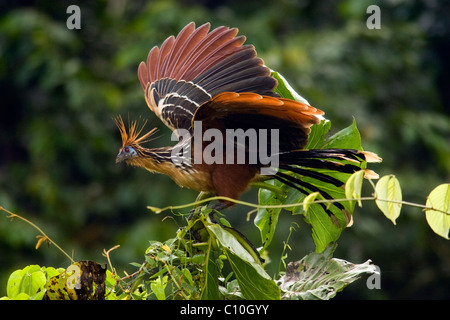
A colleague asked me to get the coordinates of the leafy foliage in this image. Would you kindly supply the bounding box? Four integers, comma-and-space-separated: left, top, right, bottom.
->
278, 244, 376, 300
3, 265, 52, 300
1, 73, 448, 300
3, 170, 447, 300
0, 213, 373, 300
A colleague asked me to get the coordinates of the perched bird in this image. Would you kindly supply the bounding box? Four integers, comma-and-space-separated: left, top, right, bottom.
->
115, 22, 381, 224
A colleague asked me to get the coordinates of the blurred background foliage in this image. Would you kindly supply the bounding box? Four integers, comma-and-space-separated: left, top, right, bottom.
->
0, 0, 449, 299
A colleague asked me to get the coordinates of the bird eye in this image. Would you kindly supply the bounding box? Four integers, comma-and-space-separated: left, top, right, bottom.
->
124, 147, 130, 153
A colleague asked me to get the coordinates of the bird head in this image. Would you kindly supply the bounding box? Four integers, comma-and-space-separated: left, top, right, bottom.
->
116, 145, 138, 163
114, 116, 158, 164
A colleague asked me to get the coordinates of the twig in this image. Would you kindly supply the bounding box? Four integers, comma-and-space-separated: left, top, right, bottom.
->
0, 205, 74, 263
102, 245, 120, 274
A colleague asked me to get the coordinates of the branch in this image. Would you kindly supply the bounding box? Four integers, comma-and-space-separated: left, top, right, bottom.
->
147, 194, 450, 216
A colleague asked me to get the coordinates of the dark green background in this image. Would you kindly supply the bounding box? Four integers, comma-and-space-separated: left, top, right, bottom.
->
1, 0, 449, 299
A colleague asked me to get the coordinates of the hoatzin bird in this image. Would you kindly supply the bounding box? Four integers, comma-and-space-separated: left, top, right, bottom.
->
115, 22, 381, 224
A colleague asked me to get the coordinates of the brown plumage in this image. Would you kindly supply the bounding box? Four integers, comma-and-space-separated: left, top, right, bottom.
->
116, 22, 381, 221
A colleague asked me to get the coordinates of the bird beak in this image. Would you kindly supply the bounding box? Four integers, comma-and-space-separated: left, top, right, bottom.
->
116, 151, 126, 163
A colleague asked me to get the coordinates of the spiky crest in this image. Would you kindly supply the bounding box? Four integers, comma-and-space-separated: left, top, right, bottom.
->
114, 115, 158, 149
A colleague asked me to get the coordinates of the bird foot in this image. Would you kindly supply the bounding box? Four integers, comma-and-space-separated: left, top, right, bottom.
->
188, 201, 228, 221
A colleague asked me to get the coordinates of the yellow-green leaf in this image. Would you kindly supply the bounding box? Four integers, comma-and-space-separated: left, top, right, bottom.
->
44, 266, 78, 300
303, 192, 321, 213
375, 175, 402, 225
425, 184, 450, 239
43, 261, 106, 300
151, 276, 168, 300
345, 170, 365, 207
7, 265, 47, 299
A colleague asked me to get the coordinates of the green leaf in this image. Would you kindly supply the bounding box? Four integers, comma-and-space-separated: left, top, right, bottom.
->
207, 223, 261, 267
150, 276, 168, 300
200, 243, 221, 300
305, 119, 331, 149
7, 269, 25, 299
255, 180, 284, 251
345, 170, 365, 207
224, 249, 280, 300
7, 265, 47, 299
278, 244, 377, 300
271, 71, 310, 104
324, 118, 363, 150
12, 292, 31, 300
303, 204, 342, 252
375, 175, 402, 225
303, 192, 321, 213
206, 223, 280, 300
219, 279, 244, 299
44, 267, 64, 280
425, 183, 450, 239
181, 268, 194, 287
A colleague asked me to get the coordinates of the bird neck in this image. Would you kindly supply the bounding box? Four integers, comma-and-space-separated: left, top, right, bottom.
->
129, 144, 215, 193
129, 143, 192, 173
127, 146, 172, 171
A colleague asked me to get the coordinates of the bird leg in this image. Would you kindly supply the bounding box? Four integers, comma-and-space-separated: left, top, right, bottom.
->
187, 191, 215, 220
188, 201, 227, 222
208, 201, 229, 211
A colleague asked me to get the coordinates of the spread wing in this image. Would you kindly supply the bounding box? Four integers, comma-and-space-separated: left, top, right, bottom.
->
193, 92, 324, 153
137, 22, 277, 135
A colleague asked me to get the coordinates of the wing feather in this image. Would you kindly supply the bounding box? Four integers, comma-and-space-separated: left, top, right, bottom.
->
193, 92, 324, 151
137, 22, 277, 134
160, 22, 196, 79
155, 36, 175, 80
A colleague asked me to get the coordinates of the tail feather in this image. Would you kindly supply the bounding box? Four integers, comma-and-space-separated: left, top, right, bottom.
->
281, 148, 380, 164
278, 164, 344, 187
274, 171, 345, 217
274, 148, 381, 226
279, 149, 381, 176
